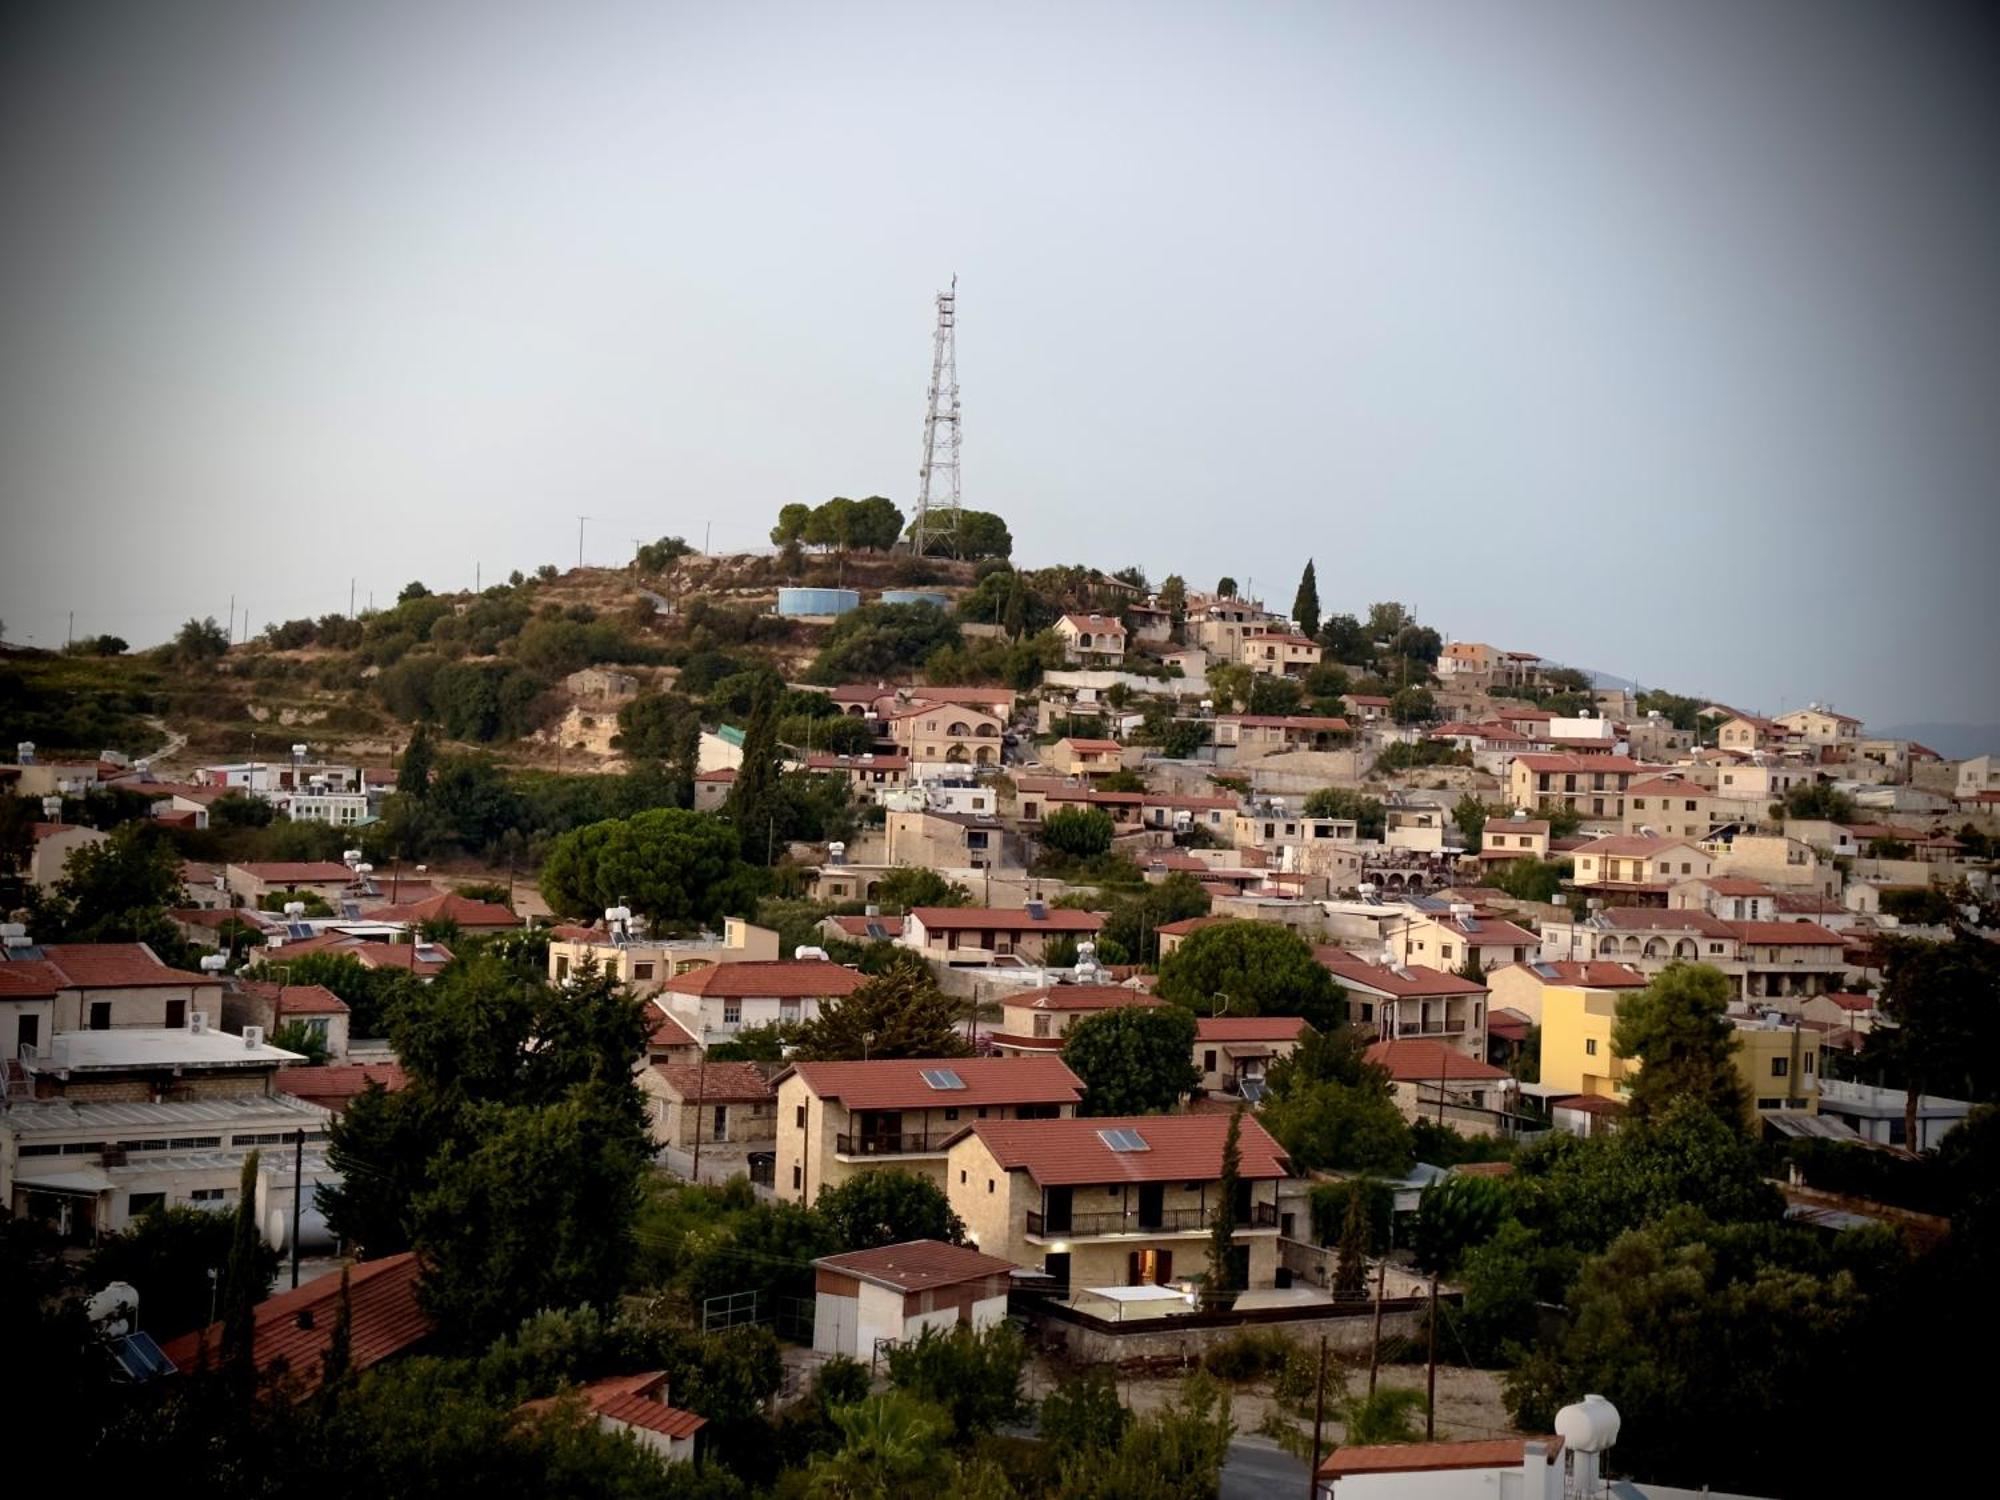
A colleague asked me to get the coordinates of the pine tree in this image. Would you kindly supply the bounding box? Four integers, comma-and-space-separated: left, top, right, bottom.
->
727, 684, 783, 864
318, 1264, 353, 1394
1292, 558, 1321, 639
1334, 1184, 1369, 1296
667, 709, 702, 809
1002, 574, 1027, 639
1204, 1108, 1245, 1308
220, 1151, 263, 1376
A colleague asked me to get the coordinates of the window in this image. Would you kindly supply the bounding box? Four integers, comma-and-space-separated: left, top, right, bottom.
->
89, 1002, 112, 1031
1441, 943, 1454, 961
712, 1105, 728, 1140
1033, 1014, 1051, 1038
988, 1178, 995, 1193
960, 1170, 967, 1184
1585, 1038, 1598, 1056
792, 1164, 803, 1190
723, 999, 741, 1025
165, 999, 187, 1029
1203, 1050, 1218, 1072
1771, 1058, 1789, 1078
128, 1192, 166, 1217
632, 962, 654, 980
795, 1105, 806, 1129
1804, 1053, 1815, 1074
943, 1107, 959, 1121
190, 1188, 225, 1203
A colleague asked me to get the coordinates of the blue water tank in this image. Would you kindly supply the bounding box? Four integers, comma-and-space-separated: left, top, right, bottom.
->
776, 587, 861, 618
879, 590, 952, 609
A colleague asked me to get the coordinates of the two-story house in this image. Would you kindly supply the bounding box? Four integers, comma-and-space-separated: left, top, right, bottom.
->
1483, 959, 1649, 1027
1316, 949, 1489, 1060
641, 1060, 777, 1173
1668, 876, 1778, 922
884, 809, 1013, 871
1194, 1016, 1312, 1097
947, 1112, 1289, 1294
899, 904, 1103, 966
1213, 716, 1353, 761
1505, 755, 1654, 825
888, 701, 1006, 767
1716, 716, 1797, 755
1365, 1039, 1519, 1131
1620, 775, 1718, 841
1774, 706, 1863, 757
221, 982, 351, 1061
988, 985, 1160, 1055
1389, 909, 1537, 974
546, 916, 781, 989
776, 1056, 1084, 1204
1054, 613, 1128, 665
1236, 631, 1322, 677
1568, 834, 1713, 905
1047, 738, 1127, 778
657, 959, 865, 1045
1476, 815, 1551, 867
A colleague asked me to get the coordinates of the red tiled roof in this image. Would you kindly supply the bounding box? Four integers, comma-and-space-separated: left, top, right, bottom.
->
1822, 992, 1877, 1012
1058, 613, 1126, 633
523, 1371, 707, 1440
988, 1031, 1066, 1051
647, 1009, 699, 1049
1365, 1040, 1510, 1083
1511, 754, 1651, 773
1485, 818, 1550, 834
1595, 908, 1735, 937
1318, 1437, 1562, 1479
815, 1238, 1018, 1292
1626, 775, 1710, 797
1057, 738, 1123, 753
276, 984, 348, 1016
1684, 876, 1774, 895
659, 959, 865, 999
159, 1253, 429, 1393
1220, 715, 1351, 731
908, 907, 1103, 933
1725, 920, 1843, 946
1494, 960, 1649, 988
38, 943, 219, 989
270, 936, 455, 975
693, 767, 737, 783
1774, 893, 1845, 914
276, 1063, 407, 1108
360, 891, 518, 927
972, 1112, 1288, 1185
1196, 1016, 1312, 1043
1011, 984, 1159, 1013
651, 1060, 774, 1101
1431, 916, 1538, 946
230, 862, 358, 883
784, 1055, 1084, 1110
1572, 833, 1703, 856
821, 914, 893, 939
1155, 916, 1228, 937
0, 961, 63, 998
1315, 950, 1487, 998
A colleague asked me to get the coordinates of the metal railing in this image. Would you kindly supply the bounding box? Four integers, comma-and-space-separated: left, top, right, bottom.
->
1394, 1020, 1467, 1037
834, 1130, 951, 1157
1027, 1201, 1278, 1239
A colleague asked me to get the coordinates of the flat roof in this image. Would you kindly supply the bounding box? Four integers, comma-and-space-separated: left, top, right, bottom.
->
33, 1028, 306, 1073
3, 1092, 332, 1134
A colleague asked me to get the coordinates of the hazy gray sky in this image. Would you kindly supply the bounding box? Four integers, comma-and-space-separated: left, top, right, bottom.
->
3, 0, 1995, 725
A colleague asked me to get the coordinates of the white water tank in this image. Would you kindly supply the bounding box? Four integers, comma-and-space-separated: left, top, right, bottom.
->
1554, 1393, 1621, 1451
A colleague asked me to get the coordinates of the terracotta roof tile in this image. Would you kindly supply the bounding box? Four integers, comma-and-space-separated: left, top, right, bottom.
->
360, 891, 518, 927
659, 960, 865, 999
40, 943, 219, 989
229, 862, 357, 883
651, 1061, 774, 1101
1725, 920, 1843, 945
969, 1112, 1289, 1186
908, 907, 1103, 933
522, 1372, 706, 1440
0, 961, 63, 998
1195, 1016, 1312, 1042
1365, 1040, 1511, 1082
1493, 960, 1648, 988
159, 1253, 428, 1393
1154, 916, 1228, 937
647, 1009, 700, 1049
1011, 985, 1159, 1013
784, 1055, 1083, 1110
815, 1238, 1017, 1292
276, 1063, 407, 1108
1318, 1437, 1562, 1479
1315, 950, 1488, 998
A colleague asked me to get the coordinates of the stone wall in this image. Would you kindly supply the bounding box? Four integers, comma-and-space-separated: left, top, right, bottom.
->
1029, 1299, 1434, 1365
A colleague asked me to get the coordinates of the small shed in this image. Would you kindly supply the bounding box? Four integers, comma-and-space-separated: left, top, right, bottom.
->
812, 1239, 1017, 1361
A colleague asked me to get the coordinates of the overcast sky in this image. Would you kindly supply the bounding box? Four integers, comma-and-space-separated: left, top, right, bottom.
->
3, 0, 1996, 725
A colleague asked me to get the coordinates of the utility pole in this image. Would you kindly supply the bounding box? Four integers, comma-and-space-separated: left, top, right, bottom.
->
291, 1127, 305, 1289
1425, 1271, 1439, 1440
66, 611, 73, 649
227, 593, 234, 642
1307, 1333, 1329, 1499
1368, 1257, 1386, 1395
577, 515, 588, 570
350, 578, 356, 617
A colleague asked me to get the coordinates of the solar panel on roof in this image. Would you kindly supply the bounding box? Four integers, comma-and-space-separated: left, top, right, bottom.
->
340, 903, 362, 920
111, 1331, 177, 1383
287, 923, 314, 940
1531, 962, 1559, 980
920, 1068, 965, 1090
1097, 1127, 1149, 1152
865, 922, 889, 940
1238, 1079, 1266, 1103
1460, 916, 1480, 933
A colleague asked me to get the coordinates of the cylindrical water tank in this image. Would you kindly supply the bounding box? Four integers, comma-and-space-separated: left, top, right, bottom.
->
879, 590, 951, 609
776, 587, 861, 618
1553, 1394, 1621, 1453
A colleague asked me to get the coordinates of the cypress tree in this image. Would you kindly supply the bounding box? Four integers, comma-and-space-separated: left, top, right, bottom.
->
727, 684, 783, 864
1204, 1108, 1245, 1308
220, 1150, 263, 1376
1292, 559, 1321, 639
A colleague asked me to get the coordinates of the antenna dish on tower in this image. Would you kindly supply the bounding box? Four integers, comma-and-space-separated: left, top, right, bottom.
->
911, 278, 962, 557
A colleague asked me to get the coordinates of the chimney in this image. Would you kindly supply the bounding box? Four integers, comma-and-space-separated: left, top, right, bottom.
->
1519, 1440, 1555, 1500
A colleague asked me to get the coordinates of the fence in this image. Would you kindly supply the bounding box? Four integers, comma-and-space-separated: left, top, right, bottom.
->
702, 1288, 816, 1340
1013, 1287, 1449, 1365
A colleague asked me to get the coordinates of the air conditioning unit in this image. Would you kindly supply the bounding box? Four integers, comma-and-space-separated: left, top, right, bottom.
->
189, 1012, 211, 1034
243, 1026, 265, 1048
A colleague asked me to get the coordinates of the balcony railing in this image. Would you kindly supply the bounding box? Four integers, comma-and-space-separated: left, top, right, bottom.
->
1394, 1020, 1467, 1037
1026, 1201, 1279, 1239
834, 1131, 952, 1157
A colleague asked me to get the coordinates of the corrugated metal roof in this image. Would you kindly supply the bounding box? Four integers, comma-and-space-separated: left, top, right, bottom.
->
5, 1093, 332, 1134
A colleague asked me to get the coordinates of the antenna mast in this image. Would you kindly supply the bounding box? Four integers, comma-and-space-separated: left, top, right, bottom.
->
911, 277, 961, 556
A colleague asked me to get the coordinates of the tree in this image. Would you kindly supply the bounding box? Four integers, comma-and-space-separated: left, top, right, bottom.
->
220, 1152, 265, 1373
815, 1169, 966, 1251
1156, 921, 1344, 1032
31, 822, 183, 944
790, 957, 972, 1061
537, 807, 744, 928
771, 502, 813, 546
1260, 1078, 1412, 1175
1409, 1173, 1512, 1275
85, 1204, 274, 1342
1097, 872, 1210, 967
1453, 794, 1489, 854
1040, 1367, 1131, 1457
1782, 781, 1856, 822
1302, 786, 1387, 840
412, 1090, 648, 1345
1290, 559, 1320, 639
885, 1322, 1029, 1440
953, 510, 1014, 561
1058, 1374, 1234, 1500
1204, 1108, 1245, 1307
1334, 1183, 1370, 1295
1612, 963, 1749, 1127
270, 1020, 330, 1065
1389, 685, 1436, 725
1318, 612, 1368, 664
635, 534, 695, 571
1871, 933, 2000, 1148
1062, 1006, 1200, 1115
1342, 1388, 1428, 1445
873, 866, 971, 910
172, 615, 231, 665
1484, 855, 1572, 904
1039, 805, 1114, 860
1215, 576, 1237, 598
806, 1391, 952, 1497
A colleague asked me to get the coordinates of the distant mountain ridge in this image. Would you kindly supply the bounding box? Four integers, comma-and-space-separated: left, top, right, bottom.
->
1872, 724, 2000, 761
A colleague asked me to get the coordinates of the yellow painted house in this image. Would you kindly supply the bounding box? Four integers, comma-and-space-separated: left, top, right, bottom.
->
1538, 968, 1818, 1125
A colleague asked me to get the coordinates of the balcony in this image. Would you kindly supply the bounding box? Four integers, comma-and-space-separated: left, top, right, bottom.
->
1393, 1020, 1467, 1037
1026, 1201, 1278, 1240
834, 1130, 954, 1158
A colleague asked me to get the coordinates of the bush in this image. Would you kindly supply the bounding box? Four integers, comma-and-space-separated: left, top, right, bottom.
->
1039, 805, 1114, 859
1202, 1329, 1292, 1382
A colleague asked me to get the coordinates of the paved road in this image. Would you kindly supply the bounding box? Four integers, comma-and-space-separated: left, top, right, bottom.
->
1221, 1432, 1310, 1499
